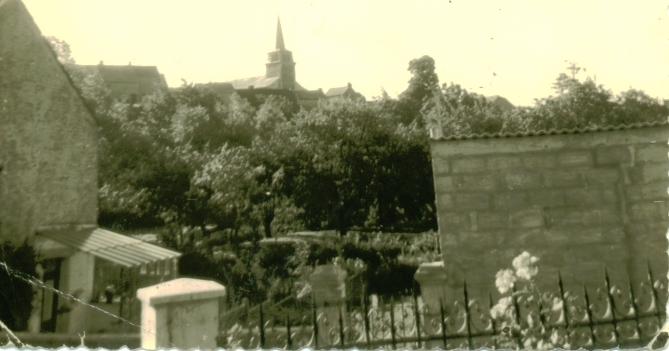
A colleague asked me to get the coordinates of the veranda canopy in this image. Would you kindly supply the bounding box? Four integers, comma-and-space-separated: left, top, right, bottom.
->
37, 227, 181, 268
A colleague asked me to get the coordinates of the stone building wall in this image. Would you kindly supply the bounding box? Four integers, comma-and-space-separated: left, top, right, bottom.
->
430, 124, 668, 300
0, 0, 98, 244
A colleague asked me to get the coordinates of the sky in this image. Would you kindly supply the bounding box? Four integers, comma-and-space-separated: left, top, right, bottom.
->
23, 0, 669, 107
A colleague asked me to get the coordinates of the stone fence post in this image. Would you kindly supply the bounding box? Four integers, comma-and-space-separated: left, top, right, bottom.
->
414, 262, 457, 336
137, 278, 226, 350
309, 264, 347, 346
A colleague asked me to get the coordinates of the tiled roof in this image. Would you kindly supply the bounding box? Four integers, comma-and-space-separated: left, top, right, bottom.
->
325, 86, 349, 97
97, 65, 164, 81
194, 82, 235, 95
228, 76, 280, 89
293, 81, 307, 91
431, 120, 669, 141
485, 95, 514, 112
78, 64, 168, 95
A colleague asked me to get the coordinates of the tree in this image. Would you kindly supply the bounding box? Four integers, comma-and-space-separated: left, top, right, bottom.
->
401, 55, 440, 103
277, 96, 437, 235
424, 83, 507, 137
397, 55, 440, 126
45, 36, 75, 64
518, 64, 668, 132
612, 89, 669, 126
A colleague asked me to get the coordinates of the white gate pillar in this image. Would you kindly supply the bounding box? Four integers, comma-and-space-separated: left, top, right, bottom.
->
137, 278, 226, 350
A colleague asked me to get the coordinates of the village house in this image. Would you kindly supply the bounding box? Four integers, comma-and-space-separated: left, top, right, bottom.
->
78, 63, 168, 103
0, 0, 180, 335
326, 82, 366, 101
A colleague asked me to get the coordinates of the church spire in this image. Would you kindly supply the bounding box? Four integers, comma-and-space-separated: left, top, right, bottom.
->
276, 17, 285, 50
266, 17, 295, 89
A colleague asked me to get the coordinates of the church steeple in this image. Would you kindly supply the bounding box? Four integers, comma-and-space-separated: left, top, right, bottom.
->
266, 17, 296, 90
276, 17, 285, 50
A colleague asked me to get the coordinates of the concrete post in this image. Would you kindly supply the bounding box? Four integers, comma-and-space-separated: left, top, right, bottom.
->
56, 251, 95, 334
309, 264, 347, 346
137, 278, 226, 350
414, 261, 455, 346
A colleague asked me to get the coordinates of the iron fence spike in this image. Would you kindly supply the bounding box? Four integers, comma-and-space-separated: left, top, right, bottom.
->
440, 298, 448, 349
390, 296, 397, 350
259, 302, 266, 349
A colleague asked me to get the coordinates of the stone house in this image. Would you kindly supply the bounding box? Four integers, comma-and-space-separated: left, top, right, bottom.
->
325, 82, 365, 101
1, 0, 180, 334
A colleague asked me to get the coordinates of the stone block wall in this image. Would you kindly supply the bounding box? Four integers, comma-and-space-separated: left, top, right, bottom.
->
430, 126, 669, 300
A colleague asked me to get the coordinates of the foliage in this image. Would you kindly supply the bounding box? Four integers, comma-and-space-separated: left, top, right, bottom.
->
0, 242, 37, 331
425, 62, 668, 138
398, 55, 440, 126
45, 36, 75, 65
491, 252, 568, 350
46, 35, 668, 310
48, 33, 669, 242
425, 83, 508, 136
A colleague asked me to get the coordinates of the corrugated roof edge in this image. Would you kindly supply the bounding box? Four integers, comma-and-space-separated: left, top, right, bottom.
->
431, 120, 669, 141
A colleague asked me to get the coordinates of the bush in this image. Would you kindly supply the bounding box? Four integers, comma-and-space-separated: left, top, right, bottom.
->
306, 241, 339, 266
0, 242, 37, 331
178, 248, 264, 304
187, 231, 440, 306
258, 239, 298, 279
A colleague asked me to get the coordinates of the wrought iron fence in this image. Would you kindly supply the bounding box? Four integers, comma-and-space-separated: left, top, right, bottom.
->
218, 264, 666, 350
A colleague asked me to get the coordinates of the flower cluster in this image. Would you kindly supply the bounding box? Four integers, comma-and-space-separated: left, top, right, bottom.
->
512, 251, 539, 280
494, 251, 539, 294
490, 251, 569, 350
495, 269, 516, 294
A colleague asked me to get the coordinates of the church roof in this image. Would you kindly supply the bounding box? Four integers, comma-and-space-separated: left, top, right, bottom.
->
229, 76, 280, 89
292, 81, 307, 91
194, 82, 235, 95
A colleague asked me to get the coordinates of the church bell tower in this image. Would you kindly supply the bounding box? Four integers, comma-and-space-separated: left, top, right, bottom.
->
265, 18, 296, 90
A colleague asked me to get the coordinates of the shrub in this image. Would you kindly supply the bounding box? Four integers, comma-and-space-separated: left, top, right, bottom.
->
306, 241, 339, 265
0, 242, 37, 331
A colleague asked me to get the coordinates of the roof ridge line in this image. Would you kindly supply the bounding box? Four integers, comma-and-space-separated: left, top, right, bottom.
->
431, 120, 669, 141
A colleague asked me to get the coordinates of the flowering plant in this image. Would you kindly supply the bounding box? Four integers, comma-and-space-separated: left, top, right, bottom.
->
490, 252, 569, 350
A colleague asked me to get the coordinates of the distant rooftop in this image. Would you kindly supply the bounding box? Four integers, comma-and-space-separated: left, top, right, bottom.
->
485, 95, 514, 112
79, 64, 167, 96
326, 83, 365, 100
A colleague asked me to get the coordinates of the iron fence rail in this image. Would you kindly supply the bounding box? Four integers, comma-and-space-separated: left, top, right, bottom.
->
219, 264, 666, 350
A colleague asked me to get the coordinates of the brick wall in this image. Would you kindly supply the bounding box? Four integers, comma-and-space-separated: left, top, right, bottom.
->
0, 0, 98, 244
430, 126, 669, 300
